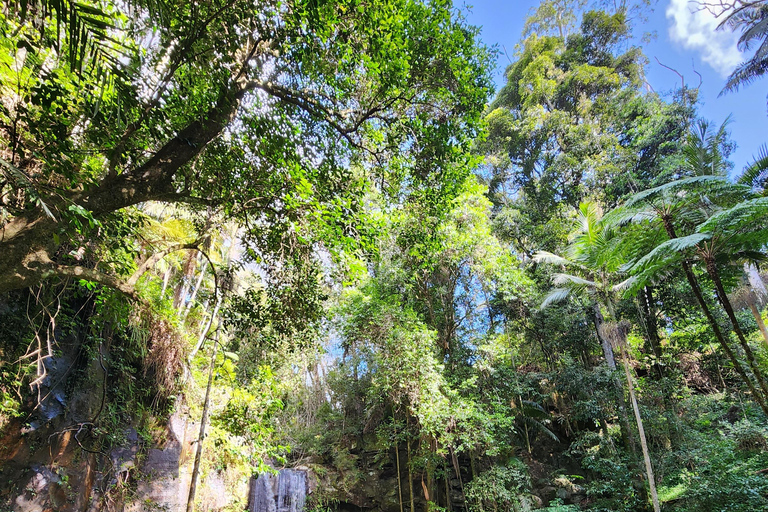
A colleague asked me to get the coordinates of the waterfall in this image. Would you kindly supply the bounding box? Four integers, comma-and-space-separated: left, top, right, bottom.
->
249, 469, 307, 512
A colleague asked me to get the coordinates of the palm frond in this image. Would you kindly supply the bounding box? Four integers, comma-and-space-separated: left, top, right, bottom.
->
602, 207, 657, 228
518, 415, 560, 442
722, 57, 768, 94
738, 144, 768, 193
0, 157, 56, 220
533, 251, 576, 267
551, 273, 598, 288
10, 0, 133, 93
612, 276, 636, 294
521, 400, 548, 419
540, 288, 572, 310
698, 197, 768, 236
622, 176, 729, 208
718, 2, 768, 94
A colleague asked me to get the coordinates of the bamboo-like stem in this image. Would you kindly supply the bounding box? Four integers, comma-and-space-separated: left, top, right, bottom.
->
396, 434, 404, 512
186, 332, 220, 512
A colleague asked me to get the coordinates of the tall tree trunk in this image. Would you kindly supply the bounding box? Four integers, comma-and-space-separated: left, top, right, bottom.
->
407, 439, 415, 512
686, 259, 768, 414
450, 446, 466, 506
746, 261, 768, 347
181, 260, 208, 324
593, 304, 634, 452
186, 333, 219, 512
610, 322, 660, 512
444, 472, 452, 511
174, 252, 197, 309
704, 255, 768, 403
637, 286, 664, 378
745, 262, 768, 299
396, 439, 404, 512
661, 217, 768, 416
749, 302, 768, 348
161, 265, 173, 299
592, 304, 616, 369
189, 295, 222, 362
640, 287, 663, 359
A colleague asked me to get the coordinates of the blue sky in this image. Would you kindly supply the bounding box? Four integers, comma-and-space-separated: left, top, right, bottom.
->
463, 0, 768, 175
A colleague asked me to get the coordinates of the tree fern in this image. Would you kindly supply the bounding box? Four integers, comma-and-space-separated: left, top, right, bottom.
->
629, 233, 711, 275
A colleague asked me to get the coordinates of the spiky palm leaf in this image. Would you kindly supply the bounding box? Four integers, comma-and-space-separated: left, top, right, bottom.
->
11, 0, 133, 91
738, 144, 768, 193
602, 206, 657, 228
683, 118, 731, 177
719, 1, 768, 93
621, 175, 730, 209
551, 273, 598, 288
518, 400, 560, 443
540, 287, 573, 309
698, 197, 768, 252
532, 250, 578, 267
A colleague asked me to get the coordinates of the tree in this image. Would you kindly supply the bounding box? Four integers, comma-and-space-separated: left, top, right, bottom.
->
535, 201, 660, 512
535, 201, 624, 368
613, 173, 768, 416
478, 9, 692, 257
0, 0, 492, 296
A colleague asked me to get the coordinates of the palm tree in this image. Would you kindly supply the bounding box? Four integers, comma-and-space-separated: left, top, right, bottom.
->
738, 144, 768, 193
737, 146, 768, 346
609, 119, 768, 416
535, 201, 661, 512
535, 202, 622, 369
716, 0, 768, 94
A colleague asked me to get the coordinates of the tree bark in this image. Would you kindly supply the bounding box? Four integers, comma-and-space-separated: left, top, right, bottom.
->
746, 260, 768, 347
682, 258, 768, 415
396, 439, 404, 512
612, 322, 660, 512
592, 304, 634, 452
749, 302, 768, 348
592, 304, 616, 369
407, 439, 415, 512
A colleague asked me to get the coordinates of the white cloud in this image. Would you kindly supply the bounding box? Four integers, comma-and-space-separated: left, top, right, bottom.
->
666, 0, 743, 76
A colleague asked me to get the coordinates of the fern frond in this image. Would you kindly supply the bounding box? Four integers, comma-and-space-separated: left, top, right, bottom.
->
622, 176, 728, 208
630, 233, 711, 274
698, 197, 768, 235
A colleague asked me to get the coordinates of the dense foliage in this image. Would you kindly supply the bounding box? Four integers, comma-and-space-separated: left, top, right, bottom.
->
2, 1, 768, 512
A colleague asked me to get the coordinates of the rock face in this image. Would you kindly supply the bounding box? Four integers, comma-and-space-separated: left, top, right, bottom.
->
126, 412, 194, 512
248, 470, 308, 512
0, 352, 246, 512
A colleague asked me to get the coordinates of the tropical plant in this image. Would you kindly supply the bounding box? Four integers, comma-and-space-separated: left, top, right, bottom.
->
612, 161, 768, 416
716, 0, 768, 94
535, 201, 625, 368
535, 201, 661, 512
